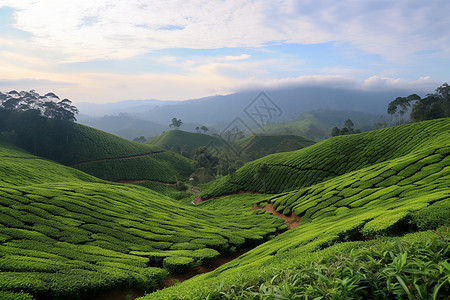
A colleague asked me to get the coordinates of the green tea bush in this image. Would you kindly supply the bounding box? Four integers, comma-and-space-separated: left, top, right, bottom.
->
163, 256, 194, 274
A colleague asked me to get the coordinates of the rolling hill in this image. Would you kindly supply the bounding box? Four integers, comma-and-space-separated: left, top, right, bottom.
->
201, 118, 450, 198
260, 109, 386, 141
0, 141, 282, 299
0, 110, 194, 188
1, 113, 448, 299
235, 134, 315, 160
146, 118, 450, 299
147, 130, 227, 153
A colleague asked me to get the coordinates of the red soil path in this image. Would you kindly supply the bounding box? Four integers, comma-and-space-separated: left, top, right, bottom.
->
254, 203, 301, 229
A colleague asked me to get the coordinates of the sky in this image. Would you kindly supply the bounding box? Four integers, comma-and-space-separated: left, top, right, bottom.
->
0, 0, 449, 103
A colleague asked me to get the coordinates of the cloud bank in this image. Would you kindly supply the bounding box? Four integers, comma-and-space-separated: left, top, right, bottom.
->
2, 0, 449, 62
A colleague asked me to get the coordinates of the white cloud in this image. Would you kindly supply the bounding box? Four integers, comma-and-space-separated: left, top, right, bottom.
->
1, 0, 449, 62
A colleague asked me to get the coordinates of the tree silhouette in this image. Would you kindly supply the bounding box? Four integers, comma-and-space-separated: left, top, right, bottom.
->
200, 125, 209, 134
387, 83, 450, 123
0, 90, 78, 121
169, 118, 183, 129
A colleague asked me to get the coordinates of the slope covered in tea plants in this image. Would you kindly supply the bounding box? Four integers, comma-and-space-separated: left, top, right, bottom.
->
145, 118, 450, 299
235, 134, 315, 159
0, 110, 194, 185
147, 130, 227, 153
201, 118, 450, 198
0, 142, 283, 299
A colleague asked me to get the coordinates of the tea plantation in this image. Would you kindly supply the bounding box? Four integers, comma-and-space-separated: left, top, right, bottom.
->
234, 134, 315, 159
201, 118, 450, 197
146, 118, 450, 299
0, 142, 283, 299
0, 110, 194, 186
1, 118, 449, 299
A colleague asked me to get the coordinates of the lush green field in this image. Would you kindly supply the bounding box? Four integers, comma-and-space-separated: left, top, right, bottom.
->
0, 111, 194, 186
0, 142, 282, 299
235, 134, 315, 160
145, 119, 450, 299
1, 118, 449, 299
201, 118, 450, 198
148, 130, 227, 152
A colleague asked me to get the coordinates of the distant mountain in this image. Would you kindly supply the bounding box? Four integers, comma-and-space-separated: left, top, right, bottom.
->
131, 87, 410, 128
75, 86, 411, 140
76, 99, 181, 117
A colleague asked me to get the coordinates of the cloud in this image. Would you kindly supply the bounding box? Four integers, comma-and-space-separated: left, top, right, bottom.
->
1, 0, 449, 62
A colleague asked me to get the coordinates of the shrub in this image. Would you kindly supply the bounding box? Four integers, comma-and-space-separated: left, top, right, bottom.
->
162, 256, 194, 274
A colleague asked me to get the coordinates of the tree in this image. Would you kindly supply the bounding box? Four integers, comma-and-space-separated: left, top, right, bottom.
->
200, 125, 209, 134
169, 118, 183, 129
0, 90, 78, 121
193, 146, 218, 176
330, 119, 359, 137
330, 126, 341, 137
344, 119, 355, 133
195, 126, 200, 133
133, 136, 146, 143
387, 83, 450, 123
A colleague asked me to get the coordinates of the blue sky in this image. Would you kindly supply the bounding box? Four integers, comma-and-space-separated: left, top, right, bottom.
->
0, 0, 449, 103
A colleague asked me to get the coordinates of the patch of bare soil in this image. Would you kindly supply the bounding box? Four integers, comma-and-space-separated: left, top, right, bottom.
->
192, 196, 204, 204
254, 203, 301, 229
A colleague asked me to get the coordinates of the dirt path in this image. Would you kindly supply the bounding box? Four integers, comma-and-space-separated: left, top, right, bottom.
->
71, 151, 164, 167
254, 203, 301, 229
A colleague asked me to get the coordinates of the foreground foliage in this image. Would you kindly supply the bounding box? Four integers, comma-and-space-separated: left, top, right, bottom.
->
0, 142, 281, 299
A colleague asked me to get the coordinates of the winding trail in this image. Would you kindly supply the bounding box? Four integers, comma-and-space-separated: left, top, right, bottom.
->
253, 203, 301, 229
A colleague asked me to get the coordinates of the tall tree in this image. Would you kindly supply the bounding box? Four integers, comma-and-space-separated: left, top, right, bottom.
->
169, 118, 183, 129
387, 83, 449, 123
200, 125, 209, 134
0, 90, 78, 121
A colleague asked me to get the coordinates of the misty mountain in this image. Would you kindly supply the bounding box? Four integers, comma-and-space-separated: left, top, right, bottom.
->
76, 99, 181, 117
76, 86, 411, 139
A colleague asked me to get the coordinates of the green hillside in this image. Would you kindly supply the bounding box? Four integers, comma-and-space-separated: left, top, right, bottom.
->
235, 134, 315, 159
261, 110, 383, 141
202, 118, 450, 198
0, 142, 282, 299
261, 112, 330, 141
145, 118, 450, 299
0, 110, 194, 186
148, 130, 227, 152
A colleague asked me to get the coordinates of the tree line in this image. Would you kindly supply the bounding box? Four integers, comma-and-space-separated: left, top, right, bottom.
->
387, 83, 449, 123
0, 90, 78, 121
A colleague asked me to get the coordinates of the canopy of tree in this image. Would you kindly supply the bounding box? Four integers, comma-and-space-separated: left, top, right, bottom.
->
330, 118, 361, 136
0, 90, 78, 121
387, 83, 450, 122
169, 117, 183, 128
